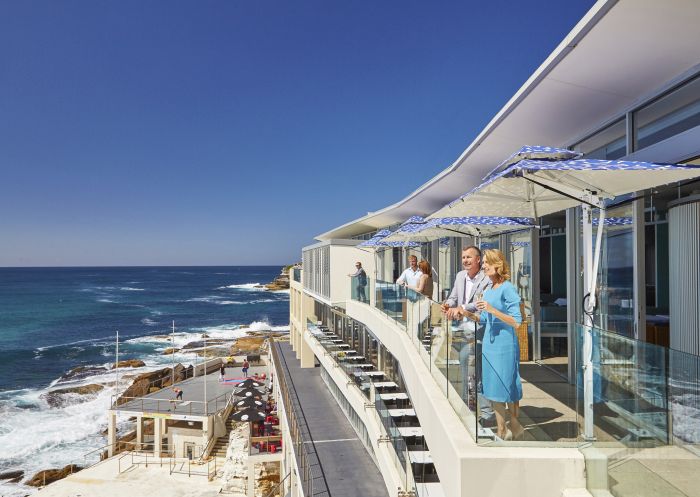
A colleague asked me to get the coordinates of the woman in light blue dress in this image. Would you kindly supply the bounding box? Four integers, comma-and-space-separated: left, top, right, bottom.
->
465, 249, 523, 440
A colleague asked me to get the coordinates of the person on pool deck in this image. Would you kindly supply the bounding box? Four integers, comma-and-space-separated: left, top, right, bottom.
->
219, 363, 226, 382
462, 249, 524, 441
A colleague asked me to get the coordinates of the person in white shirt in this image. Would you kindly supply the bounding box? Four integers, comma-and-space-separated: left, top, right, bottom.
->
396, 255, 423, 287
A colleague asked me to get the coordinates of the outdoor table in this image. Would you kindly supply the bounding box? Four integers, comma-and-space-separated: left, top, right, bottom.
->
373, 381, 398, 390
398, 427, 423, 437
380, 393, 408, 401
364, 371, 385, 377
330, 339, 344, 344
344, 355, 363, 360
408, 451, 432, 464
355, 363, 374, 368
388, 408, 416, 417
336, 343, 350, 349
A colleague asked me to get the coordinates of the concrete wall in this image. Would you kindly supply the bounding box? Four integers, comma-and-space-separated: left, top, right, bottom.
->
329, 243, 375, 305
167, 426, 204, 458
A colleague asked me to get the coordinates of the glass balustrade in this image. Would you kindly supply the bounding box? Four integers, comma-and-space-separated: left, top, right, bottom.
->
350, 275, 370, 303
573, 324, 700, 497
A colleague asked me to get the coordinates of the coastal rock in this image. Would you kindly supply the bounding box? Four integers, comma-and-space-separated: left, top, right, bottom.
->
258, 462, 281, 497
182, 339, 228, 349
230, 337, 266, 355
59, 365, 107, 382
111, 359, 146, 369
116, 364, 190, 404
42, 384, 105, 408
27, 465, 82, 487
196, 347, 229, 358
162, 347, 180, 355
263, 265, 293, 291
0, 470, 24, 483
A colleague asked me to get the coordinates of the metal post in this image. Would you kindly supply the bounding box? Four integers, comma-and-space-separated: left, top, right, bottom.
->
582, 198, 605, 441
115, 331, 119, 398
204, 335, 207, 415
581, 204, 595, 440
171, 321, 175, 385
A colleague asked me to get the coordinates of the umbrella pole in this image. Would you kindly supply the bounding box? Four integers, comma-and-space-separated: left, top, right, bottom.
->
582, 205, 595, 440
581, 203, 605, 441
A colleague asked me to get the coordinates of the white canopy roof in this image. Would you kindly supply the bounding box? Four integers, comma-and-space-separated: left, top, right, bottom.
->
316, 0, 700, 240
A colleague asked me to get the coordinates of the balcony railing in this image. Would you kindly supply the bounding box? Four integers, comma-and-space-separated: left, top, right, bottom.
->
358, 280, 700, 496
350, 275, 370, 304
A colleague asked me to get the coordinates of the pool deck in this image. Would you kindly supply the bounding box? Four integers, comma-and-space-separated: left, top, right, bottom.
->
114, 364, 269, 417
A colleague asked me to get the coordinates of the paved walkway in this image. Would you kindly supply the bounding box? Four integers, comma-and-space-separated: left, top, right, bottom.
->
275, 341, 388, 497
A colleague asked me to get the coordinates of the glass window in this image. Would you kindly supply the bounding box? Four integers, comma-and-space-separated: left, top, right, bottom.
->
572, 118, 626, 159
635, 75, 700, 150
590, 203, 635, 337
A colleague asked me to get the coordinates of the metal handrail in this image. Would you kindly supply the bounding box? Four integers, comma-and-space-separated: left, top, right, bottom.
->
111, 390, 232, 415
200, 392, 237, 461
270, 338, 330, 497
111, 365, 196, 406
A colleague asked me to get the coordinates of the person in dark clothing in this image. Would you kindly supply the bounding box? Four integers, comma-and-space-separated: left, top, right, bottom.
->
348, 262, 368, 303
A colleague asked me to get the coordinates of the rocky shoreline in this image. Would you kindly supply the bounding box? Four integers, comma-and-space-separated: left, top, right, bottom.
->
15, 323, 289, 490
259, 264, 296, 292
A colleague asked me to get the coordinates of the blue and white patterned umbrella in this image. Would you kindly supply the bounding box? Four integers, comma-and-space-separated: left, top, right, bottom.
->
483, 145, 582, 180
383, 216, 533, 242
358, 228, 420, 248
430, 146, 700, 441
357, 229, 393, 248
433, 155, 700, 219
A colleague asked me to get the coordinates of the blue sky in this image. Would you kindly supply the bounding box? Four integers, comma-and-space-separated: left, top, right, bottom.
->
0, 1, 594, 266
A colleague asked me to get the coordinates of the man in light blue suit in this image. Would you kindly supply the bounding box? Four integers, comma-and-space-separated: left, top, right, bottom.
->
441, 245, 494, 423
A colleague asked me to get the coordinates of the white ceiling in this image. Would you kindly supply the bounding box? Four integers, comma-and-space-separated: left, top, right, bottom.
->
317, 0, 700, 240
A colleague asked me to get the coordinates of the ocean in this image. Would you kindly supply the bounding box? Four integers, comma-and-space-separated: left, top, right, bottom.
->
0, 266, 289, 495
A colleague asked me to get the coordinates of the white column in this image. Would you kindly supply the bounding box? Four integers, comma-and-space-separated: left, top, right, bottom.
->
107, 410, 117, 457
581, 204, 595, 440
136, 415, 143, 451
154, 417, 162, 457
633, 196, 646, 341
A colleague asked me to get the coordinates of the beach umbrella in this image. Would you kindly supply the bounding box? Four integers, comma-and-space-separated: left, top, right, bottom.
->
234, 398, 265, 409
234, 387, 265, 398
430, 145, 700, 439
230, 407, 266, 422
234, 379, 265, 389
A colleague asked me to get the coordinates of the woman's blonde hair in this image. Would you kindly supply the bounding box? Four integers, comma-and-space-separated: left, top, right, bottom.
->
482, 249, 510, 283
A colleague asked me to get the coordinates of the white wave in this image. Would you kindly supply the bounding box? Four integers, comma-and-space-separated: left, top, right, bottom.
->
35, 336, 112, 353
141, 318, 158, 326
217, 282, 265, 291
120, 287, 145, 291
185, 296, 220, 303
218, 298, 278, 305
234, 321, 289, 333
271, 289, 290, 295
97, 298, 115, 303
0, 375, 133, 488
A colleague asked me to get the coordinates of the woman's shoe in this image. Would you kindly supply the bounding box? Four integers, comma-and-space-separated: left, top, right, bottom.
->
502, 429, 513, 441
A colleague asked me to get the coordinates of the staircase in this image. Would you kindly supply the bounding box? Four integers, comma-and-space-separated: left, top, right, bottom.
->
210, 416, 239, 458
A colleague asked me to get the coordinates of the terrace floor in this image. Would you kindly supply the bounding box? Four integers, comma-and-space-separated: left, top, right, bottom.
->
274, 341, 389, 497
